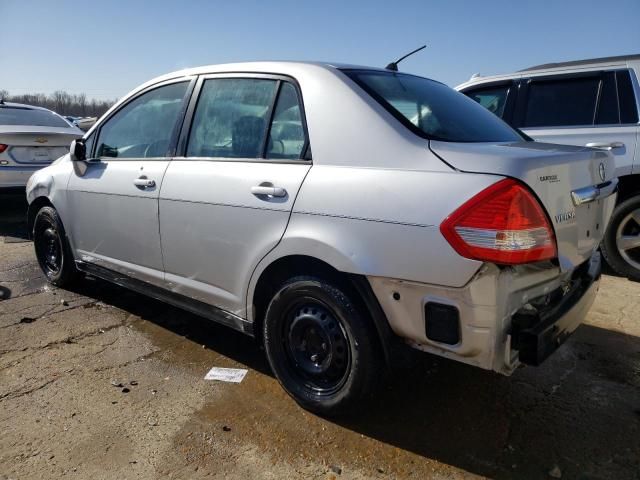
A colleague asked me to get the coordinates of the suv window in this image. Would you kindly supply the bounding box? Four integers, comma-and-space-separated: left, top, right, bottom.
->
466, 86, 509, 118
187, 78, 277, 158
266, 83, 306, 159
344, 70, 522, 143
617, 70, 639, 124
595, 72, 619, 125
523, 77, 600, 127
96, 82, 188, 159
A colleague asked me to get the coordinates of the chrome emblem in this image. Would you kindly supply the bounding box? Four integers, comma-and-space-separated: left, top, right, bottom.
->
555, 211, 576, 224
598, 162, 606, 182
34, 137, 48, 144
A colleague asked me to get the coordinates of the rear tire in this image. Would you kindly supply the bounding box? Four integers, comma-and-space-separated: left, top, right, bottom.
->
601, 195, 640, 281
33, 206, 79, 287
262, 275, 382, 416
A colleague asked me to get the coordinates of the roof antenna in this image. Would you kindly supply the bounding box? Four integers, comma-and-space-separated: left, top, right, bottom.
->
385, 45, 427, 72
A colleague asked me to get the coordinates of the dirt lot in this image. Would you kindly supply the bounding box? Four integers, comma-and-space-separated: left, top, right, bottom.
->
1, 192, 639, 480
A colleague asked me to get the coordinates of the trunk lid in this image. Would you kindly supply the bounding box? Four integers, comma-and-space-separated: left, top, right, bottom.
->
430, 140, 617, 271
0, 126, 81, 165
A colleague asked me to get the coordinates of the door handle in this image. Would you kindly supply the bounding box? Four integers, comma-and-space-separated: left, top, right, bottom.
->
133, 176, 156, 189
251, 185, 287, 197
585, 141, 624, 150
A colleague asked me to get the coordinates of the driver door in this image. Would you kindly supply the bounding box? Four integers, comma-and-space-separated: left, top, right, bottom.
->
66, 79, 192, 287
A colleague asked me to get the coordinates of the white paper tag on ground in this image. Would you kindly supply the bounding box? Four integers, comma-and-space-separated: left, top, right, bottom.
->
204, 367, 248, 383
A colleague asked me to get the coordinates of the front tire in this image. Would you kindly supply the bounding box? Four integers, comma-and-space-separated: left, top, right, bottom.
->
262, 275, 382, 416
33, 206, 79, 287
601, 196, 640, 281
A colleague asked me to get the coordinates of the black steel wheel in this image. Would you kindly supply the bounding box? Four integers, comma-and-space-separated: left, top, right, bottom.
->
263, 275, 382, 416
283, 299, 351, 395
33, 206, 78, 286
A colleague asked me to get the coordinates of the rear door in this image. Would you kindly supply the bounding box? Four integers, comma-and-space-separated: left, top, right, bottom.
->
514, 70, 638, 177
159, 74, 311, 315
66, 79, 193, 286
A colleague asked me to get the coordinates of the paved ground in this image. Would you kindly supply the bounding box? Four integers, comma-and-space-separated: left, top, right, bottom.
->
1, 192, 639, 480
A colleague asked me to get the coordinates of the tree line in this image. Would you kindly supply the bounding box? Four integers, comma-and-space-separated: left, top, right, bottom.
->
0, 89, 116, 118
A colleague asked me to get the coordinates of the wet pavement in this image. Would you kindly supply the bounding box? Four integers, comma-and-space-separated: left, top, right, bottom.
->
1, 191, 639, 479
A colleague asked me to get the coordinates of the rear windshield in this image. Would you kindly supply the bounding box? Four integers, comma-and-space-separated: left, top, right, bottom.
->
0, 107, 71, 128
344, 70, 523, 143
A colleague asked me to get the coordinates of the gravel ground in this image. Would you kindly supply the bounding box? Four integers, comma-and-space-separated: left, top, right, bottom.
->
1, 192, 639, 480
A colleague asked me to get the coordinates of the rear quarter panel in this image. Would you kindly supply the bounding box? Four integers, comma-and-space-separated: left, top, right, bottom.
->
247, 165, 505, 320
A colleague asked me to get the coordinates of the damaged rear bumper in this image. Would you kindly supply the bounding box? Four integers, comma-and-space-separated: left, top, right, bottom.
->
510, 252, 601, 366
368, 251, 601, 375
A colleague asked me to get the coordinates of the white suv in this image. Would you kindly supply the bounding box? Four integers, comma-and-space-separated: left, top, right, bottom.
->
458, 54, 640, 280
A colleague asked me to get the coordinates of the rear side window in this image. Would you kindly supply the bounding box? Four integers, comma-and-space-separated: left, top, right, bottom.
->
523, 77, 600, 127
266, 83, 306, 159
617, 70, 639, 124
344, 70, 522, 143
466, 86, 509, 118
0, 107, 71, 128
187, 78, 277, 158
595, 72, 619, 125
96, 82, 188, 159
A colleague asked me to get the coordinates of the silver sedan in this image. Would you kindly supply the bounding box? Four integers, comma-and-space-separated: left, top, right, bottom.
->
26, 62, 616, 415
0, 101, 83, 188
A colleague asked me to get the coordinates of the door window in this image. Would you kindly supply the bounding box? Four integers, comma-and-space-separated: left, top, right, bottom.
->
523, 77, 600, 127
466, 86, 509, 118
96, 82, 188, 159
617, 70, 639, 124
595, 72, 619, 125
187, 78, 277, 158
266, 83, 306, 159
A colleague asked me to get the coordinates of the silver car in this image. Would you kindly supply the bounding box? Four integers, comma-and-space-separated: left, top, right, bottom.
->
26, 62, 617, 415
0, 101, 83, 188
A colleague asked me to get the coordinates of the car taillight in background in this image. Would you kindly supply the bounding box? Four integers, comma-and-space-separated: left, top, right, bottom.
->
440, 178, 556, 265
0, 144, 8, 154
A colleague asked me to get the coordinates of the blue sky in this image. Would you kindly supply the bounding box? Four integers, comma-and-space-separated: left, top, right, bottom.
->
1, 0, 639, 100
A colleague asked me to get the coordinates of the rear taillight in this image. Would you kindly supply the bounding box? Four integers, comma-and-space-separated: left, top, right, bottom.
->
440, 178, 556, 265
0, 144, 8, 154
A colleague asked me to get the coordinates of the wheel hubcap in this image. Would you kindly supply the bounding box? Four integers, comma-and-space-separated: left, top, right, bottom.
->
284, 302, 350, 393
616, 208, 640, 271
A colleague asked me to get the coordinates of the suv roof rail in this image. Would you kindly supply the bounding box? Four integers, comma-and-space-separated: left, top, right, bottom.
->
521, 54, 640, 72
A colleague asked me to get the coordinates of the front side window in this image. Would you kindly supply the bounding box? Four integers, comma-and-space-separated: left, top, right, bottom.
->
187, 78, 277, 158
96, 82, 188, 159
466, 86, 509, 118
523, 77, 599, 127
344, 70, 522, 143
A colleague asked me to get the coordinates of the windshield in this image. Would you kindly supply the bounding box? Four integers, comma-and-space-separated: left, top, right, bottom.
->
0, 107, 71, 128
344, 70, 523, 143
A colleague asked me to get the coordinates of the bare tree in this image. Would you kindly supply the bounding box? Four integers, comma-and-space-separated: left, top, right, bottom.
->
0, 90, 115, 117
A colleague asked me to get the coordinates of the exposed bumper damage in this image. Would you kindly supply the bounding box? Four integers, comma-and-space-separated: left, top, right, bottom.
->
368, 251, 601, 375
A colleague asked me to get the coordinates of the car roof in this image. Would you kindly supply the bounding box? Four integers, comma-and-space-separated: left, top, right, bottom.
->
139, 60, 418, 90
520, 53, 640, 72
456, 53, 640, 90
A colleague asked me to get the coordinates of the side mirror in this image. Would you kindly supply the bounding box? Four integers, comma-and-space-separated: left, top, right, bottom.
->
70, 139, 86, 162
